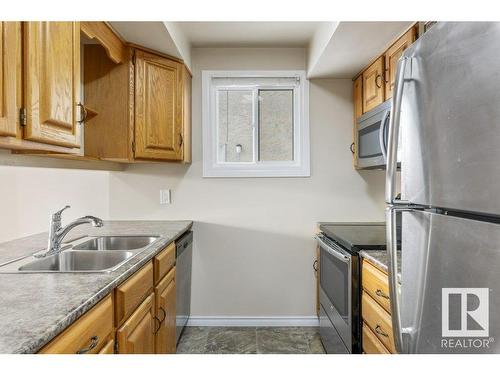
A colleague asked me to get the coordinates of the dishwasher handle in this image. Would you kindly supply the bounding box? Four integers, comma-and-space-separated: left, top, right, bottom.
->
176, 231, 193, 258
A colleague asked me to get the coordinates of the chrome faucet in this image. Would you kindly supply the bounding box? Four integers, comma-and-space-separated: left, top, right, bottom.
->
37, 206, 104, 258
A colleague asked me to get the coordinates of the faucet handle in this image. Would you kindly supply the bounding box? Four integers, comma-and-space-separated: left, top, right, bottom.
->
52, 205, 71, 221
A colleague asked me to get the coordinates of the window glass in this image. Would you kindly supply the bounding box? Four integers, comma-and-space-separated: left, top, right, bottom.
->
217, 90, 254, 163
258, 90, 293, 161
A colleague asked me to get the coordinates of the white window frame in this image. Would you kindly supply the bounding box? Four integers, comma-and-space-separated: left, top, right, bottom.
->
202, 70, 310, 178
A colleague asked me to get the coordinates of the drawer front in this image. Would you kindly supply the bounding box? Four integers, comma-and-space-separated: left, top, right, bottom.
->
115, 261, 154, 326
363, 324, 390, 354
40, 295, 113, 354
154, 242, 176, 285
362, 292, 395, 353
98, 339, 115, 354
362, 260, 391, 312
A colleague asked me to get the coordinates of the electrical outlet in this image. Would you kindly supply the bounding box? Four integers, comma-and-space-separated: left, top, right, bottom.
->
160, 189, 171, 205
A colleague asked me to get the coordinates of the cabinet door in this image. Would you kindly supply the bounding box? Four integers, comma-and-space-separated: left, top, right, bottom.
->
23, 22, 81, 148
155, 267, 176, 354
117, 293, 156, 354
352, 75, 363, 168
384, 28, 416, 99
0, 22, 21, 137
181, 65, 192, 163
362, 56, 384, 113
134, 50, 183, 161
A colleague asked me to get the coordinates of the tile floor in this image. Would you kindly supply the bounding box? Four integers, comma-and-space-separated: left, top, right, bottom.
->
176, 327, 326, 354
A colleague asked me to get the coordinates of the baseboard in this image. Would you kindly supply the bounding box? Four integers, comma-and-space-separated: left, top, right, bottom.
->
186, 316, 319, 327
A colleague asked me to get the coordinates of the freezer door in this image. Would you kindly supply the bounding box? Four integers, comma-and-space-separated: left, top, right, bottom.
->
401, 210, 500, 353
399, 22, 500, 214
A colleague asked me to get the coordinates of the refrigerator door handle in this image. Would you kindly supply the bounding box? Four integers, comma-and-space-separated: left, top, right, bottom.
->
379, 110, 390, 161
386, 56, 409, 205
386, 204, 416, 353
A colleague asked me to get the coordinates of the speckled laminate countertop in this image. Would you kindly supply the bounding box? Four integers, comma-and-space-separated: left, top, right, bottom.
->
359, 249, 401, 279
0, 220, 192, 354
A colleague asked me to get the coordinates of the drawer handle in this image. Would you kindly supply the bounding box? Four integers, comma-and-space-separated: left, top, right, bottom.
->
375, 325, 389, 337
76, 336, 99, 354
375, 289, 390, 299
313, 259, 318, 272
159, 307, 166, 323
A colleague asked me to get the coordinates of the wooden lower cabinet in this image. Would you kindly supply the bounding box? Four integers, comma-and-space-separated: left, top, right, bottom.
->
363, 325, 389, 354
39, 295, 113, 354
154, 242, 176, 285
116, 292, 156, 354
362, 261, 391, 313
361, 259, 396, 354
155, 267, 176, 354
37, 240, 181, 354
98, 339, 115, 354
115, 261, 154, 327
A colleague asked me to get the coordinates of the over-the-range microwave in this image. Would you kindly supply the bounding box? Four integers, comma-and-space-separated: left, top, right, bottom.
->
355, 99, 401, 169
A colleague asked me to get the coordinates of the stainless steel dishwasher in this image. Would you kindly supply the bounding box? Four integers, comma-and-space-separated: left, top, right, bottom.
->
176, 230, 193, 343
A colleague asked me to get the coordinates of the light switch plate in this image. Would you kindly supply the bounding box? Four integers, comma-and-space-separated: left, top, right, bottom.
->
160, 189, 171, 205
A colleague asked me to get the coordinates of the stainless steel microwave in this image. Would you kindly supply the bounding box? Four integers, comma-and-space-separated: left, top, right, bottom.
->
356, 99, 400, 169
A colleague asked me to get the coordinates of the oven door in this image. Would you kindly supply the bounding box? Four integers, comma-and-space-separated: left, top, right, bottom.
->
317, 235, 352, 352
357, 109, 390, 169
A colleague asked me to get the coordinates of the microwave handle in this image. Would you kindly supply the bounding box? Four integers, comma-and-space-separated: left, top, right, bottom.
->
379, 110, 390, 161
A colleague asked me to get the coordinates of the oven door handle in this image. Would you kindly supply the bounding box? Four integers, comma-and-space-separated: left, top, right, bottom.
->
315, 236, 350, 263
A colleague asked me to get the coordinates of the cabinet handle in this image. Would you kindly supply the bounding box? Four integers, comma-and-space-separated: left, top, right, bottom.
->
313, 259, 318, 272
77, 102, 88, 124
350, 142, 355, 154
375, 289, 390, 299
159, 307, 166, 323
179, 133, 184, 148
153, 316, 162, 334
76, 336, 99, 354
375, 74, 383, 88
375, 325, 389, 337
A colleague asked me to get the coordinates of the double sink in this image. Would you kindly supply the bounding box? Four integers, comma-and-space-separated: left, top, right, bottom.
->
0, 236, 160, 273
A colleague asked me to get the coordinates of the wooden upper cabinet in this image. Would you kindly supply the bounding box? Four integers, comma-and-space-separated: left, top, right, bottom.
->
362, 56, 385, 113
134, 50, 183, 161
353, 75, 363, 121
0, 22, 21, 138
352, 75, 362, 169
117, 292, 156, 354
23, 22, 81, 148
181, 65, 192, 163
80, 22, 126, 64
384, 27, 416, 99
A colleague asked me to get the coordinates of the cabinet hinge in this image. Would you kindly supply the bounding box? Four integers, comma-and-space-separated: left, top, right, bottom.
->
19, 108, 27, 126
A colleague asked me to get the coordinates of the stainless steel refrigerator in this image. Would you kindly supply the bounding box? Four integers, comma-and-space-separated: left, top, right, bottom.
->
385, 22, 500, 354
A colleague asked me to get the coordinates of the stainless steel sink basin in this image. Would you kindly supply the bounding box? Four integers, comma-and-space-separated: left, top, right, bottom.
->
17, 250, 134, 272
72, 236, 159, 251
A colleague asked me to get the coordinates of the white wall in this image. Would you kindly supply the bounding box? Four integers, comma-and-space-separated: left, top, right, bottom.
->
107, 48, 386, 319
0, 156, 110, 243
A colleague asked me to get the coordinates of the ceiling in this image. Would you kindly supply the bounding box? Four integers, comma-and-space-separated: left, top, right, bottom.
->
173, 22, 324, 47
110, 21, 415, 78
